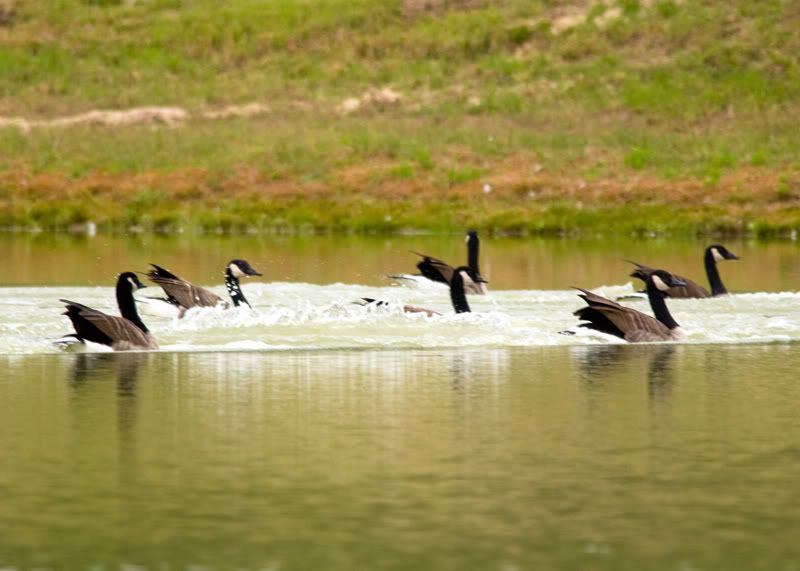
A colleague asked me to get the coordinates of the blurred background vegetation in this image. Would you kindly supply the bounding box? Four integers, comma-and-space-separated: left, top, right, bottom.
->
0, 0, 798, 234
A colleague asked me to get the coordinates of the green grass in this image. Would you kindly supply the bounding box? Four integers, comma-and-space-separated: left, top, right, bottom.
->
0, 0, 799, 234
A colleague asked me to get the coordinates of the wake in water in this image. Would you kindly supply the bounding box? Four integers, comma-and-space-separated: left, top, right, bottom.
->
1, 281, 799, 354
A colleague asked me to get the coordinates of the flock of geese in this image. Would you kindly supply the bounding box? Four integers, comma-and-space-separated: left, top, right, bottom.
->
57, 259, 263, 351
56, 232, 740, 351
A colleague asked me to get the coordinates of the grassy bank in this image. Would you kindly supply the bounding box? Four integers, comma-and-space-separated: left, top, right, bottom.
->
1, 0, 799, 235
3, 161, 798, 237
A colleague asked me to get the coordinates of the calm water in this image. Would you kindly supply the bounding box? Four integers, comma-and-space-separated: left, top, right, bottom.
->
1, 232, 799, 290
1, 233, 800, 570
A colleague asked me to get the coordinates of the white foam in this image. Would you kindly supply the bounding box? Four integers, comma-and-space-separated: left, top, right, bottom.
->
1, 282, 799, 354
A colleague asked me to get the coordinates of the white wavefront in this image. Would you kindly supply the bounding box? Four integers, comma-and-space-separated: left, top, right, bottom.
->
1, 282, 799, 354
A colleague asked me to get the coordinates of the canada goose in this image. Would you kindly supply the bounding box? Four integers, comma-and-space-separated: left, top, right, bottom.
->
142, 259, 262, 317
628, 245, 739, 298
359, 266, 472, 316
390, 230, 488, 294
58, 272, 158, 351
574, 270, 687, 342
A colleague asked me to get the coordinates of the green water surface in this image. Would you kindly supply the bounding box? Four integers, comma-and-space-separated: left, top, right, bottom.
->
1, 345, 799, 570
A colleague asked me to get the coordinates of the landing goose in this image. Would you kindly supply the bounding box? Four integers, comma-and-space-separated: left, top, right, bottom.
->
628, 245, 738, 298
141, 259, 262, 318
360, 265, 472, 316
58, 272, 158, 351
574, 270, 687, 342
390, 230, 488, 294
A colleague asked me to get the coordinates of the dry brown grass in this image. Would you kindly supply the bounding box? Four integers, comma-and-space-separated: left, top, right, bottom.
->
2, 158, 798, 235
2, 162, 796, 206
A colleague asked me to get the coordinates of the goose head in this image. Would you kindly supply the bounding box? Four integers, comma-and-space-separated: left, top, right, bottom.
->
707, 245, 739, 263
117, 272, 150, 327
648, 270, 687, 294
227, 259, 263, 278
119, 272, 148, 292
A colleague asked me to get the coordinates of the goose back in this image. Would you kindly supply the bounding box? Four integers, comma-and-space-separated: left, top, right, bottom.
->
574, 270, 686, 342
59, 272, 158, 351
575, 290, 677, 341
629, 262, 710, 298
61, 301, 158, 350
147, 264, 226, 310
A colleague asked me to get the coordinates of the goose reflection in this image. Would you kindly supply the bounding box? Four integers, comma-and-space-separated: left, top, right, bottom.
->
646, 345, 676, 402
69, 352, 146, 396
573, 344, 677, 401
68, 352, 147, 486
447, 348, 509, 393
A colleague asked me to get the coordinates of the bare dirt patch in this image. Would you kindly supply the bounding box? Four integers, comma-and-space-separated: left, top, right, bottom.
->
0, 103, 272, 132
200, 103, 270, 120
338, 87, 404, 114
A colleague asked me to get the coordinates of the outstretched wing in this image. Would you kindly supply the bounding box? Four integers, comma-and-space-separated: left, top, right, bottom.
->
147, 264, 224, 309
412, 252, 453, 284
626, 260, 657, 283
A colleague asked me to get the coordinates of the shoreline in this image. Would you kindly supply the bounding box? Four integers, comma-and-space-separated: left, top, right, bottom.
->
2, 165, 799, 238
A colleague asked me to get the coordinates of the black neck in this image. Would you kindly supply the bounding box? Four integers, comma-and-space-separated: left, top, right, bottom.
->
646, 281, 679, 330
467, 237, 480, 275
225, 268, 251, 308
117, 281, 149, 332
704, 249, 727, 295
450, 272, 471, 314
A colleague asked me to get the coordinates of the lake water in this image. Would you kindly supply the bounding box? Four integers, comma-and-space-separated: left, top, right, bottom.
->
1, 233, 800, 570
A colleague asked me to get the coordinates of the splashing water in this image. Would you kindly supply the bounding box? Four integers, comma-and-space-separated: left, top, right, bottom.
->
1, 281, 798, 354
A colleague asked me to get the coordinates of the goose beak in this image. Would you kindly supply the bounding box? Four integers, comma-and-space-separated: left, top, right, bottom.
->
727, 252, 739, 260
670, 277, 687, 287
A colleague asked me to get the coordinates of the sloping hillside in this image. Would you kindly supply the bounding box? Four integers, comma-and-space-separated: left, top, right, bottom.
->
0, 0, 798, 233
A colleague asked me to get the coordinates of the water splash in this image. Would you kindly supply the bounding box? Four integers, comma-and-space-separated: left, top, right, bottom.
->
1, 282, 798, 354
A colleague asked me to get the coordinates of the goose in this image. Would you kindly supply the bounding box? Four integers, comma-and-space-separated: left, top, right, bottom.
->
58, 272, 158, 351
573, 269, 688, 342
627, 245, 738, 298
140, 259, 262, 318
389, 230, 488, 294
359, 265, 472, 316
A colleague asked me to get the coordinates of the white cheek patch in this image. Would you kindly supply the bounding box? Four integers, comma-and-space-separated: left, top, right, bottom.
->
127, 277, 138, 290
229, 264, 245, 278
711, 248, 724, 262
465, 235, 470, 244
652, 275, 670, 291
